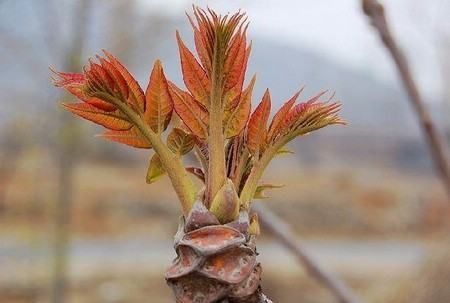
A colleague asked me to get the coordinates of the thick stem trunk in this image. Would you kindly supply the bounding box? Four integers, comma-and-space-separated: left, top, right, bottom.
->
166, 201, 272, 303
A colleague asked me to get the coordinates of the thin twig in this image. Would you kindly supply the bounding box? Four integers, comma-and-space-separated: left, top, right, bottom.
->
362, 0, 450, 196
253, 203, 362, 303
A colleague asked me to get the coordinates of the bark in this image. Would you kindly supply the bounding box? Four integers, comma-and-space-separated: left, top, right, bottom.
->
166, 201, 272, 303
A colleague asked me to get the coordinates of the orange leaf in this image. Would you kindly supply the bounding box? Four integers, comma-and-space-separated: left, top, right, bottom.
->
53, 69, 114, 111
97, 56, 129, 101
87, 60, 115, 92
144, 60, 173, 134
224, 75, 255, 138
176, 31, 210, 107
84, 96, 116, 112
246, 89, 271, 155
194, 29, 212, 74
62, 102, 131, 131
223, 44, 251, 110
168, 82, 208, 139
283, 91, 328, 130
267, 89, 303, 143
98, 127, 151, 149
102, 50, 145, 113
62, 82, 116, 112
192, 8, 215, 57
187, 13, 212, 74
224, 28, 247, 92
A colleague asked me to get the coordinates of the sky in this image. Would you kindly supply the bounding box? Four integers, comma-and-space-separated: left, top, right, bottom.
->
137, 0, 450, 102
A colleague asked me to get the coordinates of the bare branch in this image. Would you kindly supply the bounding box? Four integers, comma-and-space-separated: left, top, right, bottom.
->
362, 0, 450, 197
253, 203, 362, 303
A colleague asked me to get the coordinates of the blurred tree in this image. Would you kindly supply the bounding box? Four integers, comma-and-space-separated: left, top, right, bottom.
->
0, 0, 173, 302
51, 1, 92, 302
0, 121, 29, 213
48, 1, 173, 301
406, 0, 450, 140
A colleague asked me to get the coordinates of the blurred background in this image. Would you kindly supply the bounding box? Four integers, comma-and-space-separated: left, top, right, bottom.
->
0, 0, 449, 302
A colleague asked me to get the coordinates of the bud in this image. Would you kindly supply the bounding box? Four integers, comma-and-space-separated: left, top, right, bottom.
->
209, 179, 240, 224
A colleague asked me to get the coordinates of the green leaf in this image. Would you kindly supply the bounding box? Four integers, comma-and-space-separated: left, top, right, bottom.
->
276, 147, 295, 156
253, 183, 284, 199
146, 154, 166, 184
248, 213, 260, 236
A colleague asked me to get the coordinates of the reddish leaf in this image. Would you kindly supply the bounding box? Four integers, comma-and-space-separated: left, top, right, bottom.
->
83, 96, 116, 112
176, 31, 210, 107
61, 81, 116, 112
224, 28, 247, 91
102, 50, 145, 113
53, 69, 114, 111
283, 91, 328, 131
275, 91, 344, 142
187, 13, 212, 74
53, 52, 144, 114
223, 44, 251, 110
191, 8, 215, 60
224, 75, 255, 138
51, 70, 85, 86
145, 60, 173, 134
98, 127, 151, 149
62, 102, 131, 131
267, 89, 303, 143
194, 29, 212, 74
97, 56, 129, 101
87, 60, 115, 92
168, 82, 208, 139
246, 89, 271, 155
